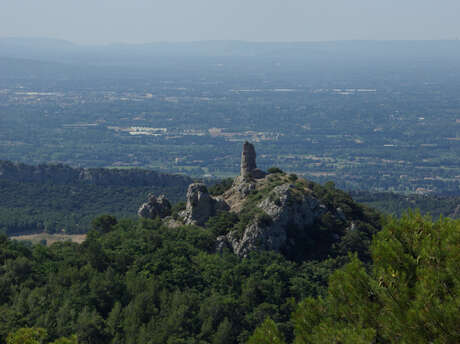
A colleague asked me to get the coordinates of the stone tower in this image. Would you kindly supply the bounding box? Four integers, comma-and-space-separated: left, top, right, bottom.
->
241, 141, 257, 178
240, 141, 266, 179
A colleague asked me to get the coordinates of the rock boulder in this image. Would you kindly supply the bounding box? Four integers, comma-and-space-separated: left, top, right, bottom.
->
179, 183, 229, 225
138, 194, 172, 219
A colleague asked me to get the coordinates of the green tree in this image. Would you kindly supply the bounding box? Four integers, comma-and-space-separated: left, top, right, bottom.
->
91, 215, 117, 234
76, 308, 107, 344
6, 327, 47, 344
49, 335, 78, 344
247, 318, 286, 344
212, 318, 233, 344
290, 212, 460, 343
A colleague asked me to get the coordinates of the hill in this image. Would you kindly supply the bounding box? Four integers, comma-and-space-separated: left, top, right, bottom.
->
0, 143, 384, 343
351, 190, 460, 219
1, 144, 458, 343
2, 143, 458, 343
0, 160, 192, 235
139, 142, 382, 262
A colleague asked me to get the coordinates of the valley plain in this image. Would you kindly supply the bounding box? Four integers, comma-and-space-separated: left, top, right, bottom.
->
1, 40, 460, 194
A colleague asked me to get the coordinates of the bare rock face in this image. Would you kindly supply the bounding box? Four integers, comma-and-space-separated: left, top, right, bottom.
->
180, 183, 229, 225
218, 183, 328, 257
240, 141, 266, 180
221, 179, 256, 213
138, 194, 171, 219
452, 204, 460, 219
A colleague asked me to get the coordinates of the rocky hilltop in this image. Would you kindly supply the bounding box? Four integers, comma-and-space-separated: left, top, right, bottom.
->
139, 142, 381, 259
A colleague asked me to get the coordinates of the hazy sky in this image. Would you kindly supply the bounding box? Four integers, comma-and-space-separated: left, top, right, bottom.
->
1, 0, 459, 44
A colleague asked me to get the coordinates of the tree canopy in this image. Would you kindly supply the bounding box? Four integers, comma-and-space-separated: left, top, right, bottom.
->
253, 212, 460, 343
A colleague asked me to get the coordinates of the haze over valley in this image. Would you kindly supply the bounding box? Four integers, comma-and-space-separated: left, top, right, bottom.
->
1, 39, 460, 194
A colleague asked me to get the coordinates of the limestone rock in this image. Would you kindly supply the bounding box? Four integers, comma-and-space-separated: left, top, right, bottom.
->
224, 183, 327, 257
215, 235, 233, 252
138, 194, 171, 219
220, 178, 256, 213
240, 141, 266, 180
179, 183, 229, 225
175, 142, 352, 258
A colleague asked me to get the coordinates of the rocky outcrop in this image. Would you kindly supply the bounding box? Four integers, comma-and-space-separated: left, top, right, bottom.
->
189, 142, 331, 256
218, 183, 328, 257
221, 142, 267, 213
155, 142, 362, 258
138, 194, 171, 219
221, 178, 256, 213
179, 183, 229, 225
240, 141, 266, 180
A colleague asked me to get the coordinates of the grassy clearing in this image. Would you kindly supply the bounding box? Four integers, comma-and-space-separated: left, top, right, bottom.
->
10, 232, 86, 246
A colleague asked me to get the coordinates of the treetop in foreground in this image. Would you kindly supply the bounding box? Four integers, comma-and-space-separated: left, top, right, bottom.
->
252, 212, 460, 343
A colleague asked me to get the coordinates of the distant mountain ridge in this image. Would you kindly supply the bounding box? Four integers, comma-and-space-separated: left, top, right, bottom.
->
0, 160, 192, 187
0, 160, 193, 235
2, 37, 460, 65
351, 190, 460, 220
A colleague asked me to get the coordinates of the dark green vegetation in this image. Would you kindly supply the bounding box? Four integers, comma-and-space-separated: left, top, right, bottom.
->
0, 161, 191, 235
1, 40, 460, 193
0, 177, 383, 343
0, 217, 344, 344
3, 212, 459, 343
6, 327, 76, 344
208, 178, 233, 196
250, 213, 460, 343
351, 190, 460, 220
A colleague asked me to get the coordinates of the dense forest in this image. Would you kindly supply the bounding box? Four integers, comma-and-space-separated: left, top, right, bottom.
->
0, 215, 344, 343
351, 191, 460, 220
1, 164, 458, 343
249, 213, 460, 343
1, 212, 458, 343
0, 161, 192, 235
0, 172, 384, 344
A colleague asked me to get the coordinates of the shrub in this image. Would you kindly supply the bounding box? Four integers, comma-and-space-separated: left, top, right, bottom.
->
171, 201, 186, 219
268, 167, 284, 174
288, 174, 298, 182
209, 178, 234, 196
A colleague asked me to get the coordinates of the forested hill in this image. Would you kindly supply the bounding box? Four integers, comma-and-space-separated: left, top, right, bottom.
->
0, 160, 192, 187
1, 154, 458, 343
351, 190, 460, 220
0, 169, 384, 343
0, 160, 193, 235
1, 206, 458, 343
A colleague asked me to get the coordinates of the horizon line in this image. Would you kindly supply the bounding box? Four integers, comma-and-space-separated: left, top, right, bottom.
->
1, 36, 460, 47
